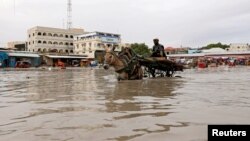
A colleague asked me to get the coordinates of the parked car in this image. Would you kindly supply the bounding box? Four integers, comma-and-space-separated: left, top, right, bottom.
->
15, 61, 31, 68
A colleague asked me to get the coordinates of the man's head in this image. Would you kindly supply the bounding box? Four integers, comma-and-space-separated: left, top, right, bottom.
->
153, 38, 159, 45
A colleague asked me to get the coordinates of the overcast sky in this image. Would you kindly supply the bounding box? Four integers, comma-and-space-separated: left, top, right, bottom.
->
1, 0, 250, 48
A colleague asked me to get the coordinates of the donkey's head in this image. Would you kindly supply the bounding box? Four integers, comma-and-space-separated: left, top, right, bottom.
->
103, 46, 117, 70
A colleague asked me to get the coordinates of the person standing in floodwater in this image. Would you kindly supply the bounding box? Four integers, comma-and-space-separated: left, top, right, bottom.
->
151, 38, 166, 57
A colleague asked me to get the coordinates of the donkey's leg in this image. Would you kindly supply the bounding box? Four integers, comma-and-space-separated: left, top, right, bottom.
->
138, 67, 143, 79
117, 72, 129, 81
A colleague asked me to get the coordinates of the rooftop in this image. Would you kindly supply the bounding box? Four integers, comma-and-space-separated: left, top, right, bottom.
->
76, 31, 120, 38
28, 26, 84, 34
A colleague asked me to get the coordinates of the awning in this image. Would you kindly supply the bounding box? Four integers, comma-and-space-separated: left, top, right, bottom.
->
81, 59, 89, 61
205, 56, 229, 59
46, 55, 88, 59
8, 52, 40, 58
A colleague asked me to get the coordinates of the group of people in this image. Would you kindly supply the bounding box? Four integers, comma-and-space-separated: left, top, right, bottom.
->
151, 38, 166, 57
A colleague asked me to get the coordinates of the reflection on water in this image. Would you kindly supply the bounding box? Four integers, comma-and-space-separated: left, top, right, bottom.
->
0, 67, 250, 141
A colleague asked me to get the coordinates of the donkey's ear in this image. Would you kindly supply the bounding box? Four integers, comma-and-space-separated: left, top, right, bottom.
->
103, 44, 108, 51
112, 44, 119, 51
112, 46, 116, 51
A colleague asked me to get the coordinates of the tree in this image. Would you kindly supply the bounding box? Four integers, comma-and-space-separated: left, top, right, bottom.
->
130, 43, 151, 56
201, 42, 229, 50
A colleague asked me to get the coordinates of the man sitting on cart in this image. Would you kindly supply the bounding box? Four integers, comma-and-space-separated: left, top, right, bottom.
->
151, 38, 166, 57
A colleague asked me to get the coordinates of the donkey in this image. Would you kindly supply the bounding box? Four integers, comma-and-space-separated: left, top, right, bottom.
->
103, 46, 143, 80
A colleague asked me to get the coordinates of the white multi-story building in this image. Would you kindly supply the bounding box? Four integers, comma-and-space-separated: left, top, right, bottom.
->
74, 32, 122, 59
229, 43, 250, 52
27, 26, 84, 53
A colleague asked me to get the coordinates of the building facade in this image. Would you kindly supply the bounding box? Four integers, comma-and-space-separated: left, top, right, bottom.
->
74, 32, 122, 60
229, 43, 250, 52
27, 26, 84, 53
164, 47, 189, 55
7, 41, 26, 51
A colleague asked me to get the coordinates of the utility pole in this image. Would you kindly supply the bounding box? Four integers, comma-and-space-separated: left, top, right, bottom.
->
13, 0, 15, 15
67, 0, 72, 29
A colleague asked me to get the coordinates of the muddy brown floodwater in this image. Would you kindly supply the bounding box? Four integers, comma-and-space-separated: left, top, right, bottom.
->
0, 67, 250, 141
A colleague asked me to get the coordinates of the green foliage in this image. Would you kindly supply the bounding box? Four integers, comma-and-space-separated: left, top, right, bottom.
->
131, 43, 151, 56
202, 42, 229, 50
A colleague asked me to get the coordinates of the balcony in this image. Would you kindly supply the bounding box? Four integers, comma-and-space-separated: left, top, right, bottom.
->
35, 36, 73, 41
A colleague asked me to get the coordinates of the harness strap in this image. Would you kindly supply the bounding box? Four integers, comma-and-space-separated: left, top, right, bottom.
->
115, 56, 137, 74
108, 48, 139, 77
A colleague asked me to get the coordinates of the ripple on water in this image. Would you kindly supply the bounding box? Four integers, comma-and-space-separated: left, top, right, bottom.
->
0, 68, 250, 141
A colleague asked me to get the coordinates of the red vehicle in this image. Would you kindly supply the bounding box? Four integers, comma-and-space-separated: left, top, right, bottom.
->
15, 61, 31, 68
228, 60, 236, 67
198, 62, 207, 68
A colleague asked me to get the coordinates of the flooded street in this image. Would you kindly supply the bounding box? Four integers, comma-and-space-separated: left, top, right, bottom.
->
0, 67, 250, 141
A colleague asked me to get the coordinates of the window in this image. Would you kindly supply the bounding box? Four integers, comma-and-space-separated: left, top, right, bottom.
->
114, 35, 120, 38
29, 34, 30, 37
48, 33, 52, 36
59, 34, 64, 37
70, 35, 73, 38
65, 42, 69, 45
38, 32, 42, 36
29, 42, 30, 45
53, 42, 58, 45
50, 49, 58, 53
59, 42, 63, 45
38, 40, 42, 44
89, 51, 92, 53
53, 34, 58, 37
33, 33, 35, 36
70, 43, 73, 46
43, 33, 46, 36
43, 41, 47, 44
65, 35, 69, 38
89, 43, 92, 47
48, 41, 52, 44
